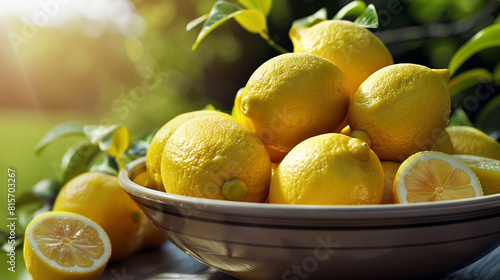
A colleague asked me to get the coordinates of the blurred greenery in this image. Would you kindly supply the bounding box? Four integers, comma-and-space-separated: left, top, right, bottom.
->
1, 1, 500, 278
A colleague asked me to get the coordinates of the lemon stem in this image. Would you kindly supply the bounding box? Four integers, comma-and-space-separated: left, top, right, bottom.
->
221, 179, 248, 201
259, 31, 290, 54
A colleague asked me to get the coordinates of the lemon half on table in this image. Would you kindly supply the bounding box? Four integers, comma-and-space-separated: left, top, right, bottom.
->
24, 211, 111, 280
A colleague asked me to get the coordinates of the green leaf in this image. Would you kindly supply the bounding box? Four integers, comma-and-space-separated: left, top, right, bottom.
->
333, 1, 367, 20
448, 68, 492, 97
493, 61, 500, 82
60, 140, 100, 183
238, 0, 272, 15
234, 9, 268, 34
354, 4, 378, 29
186, 13, 209, 31
126, 129, 157, 158
191, 1, 246, 50
449, 23, 500, 76
89, 153, 119, 176
448, 108, 474, 127
475, 94, 500, 139
32, 178, 61, 201
83, 125, 131, 159
292, 7, 327, 28
34, 122, 84, 154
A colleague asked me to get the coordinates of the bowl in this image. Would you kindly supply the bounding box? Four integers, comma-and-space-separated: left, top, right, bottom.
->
119, 157, 500, 280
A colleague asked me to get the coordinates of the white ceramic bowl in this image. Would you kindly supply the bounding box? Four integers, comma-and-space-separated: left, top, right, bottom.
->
119, 157, 500, 280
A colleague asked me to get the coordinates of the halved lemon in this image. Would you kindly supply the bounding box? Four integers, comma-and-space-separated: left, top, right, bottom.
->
393, 151, 483, 203
24, 211, 111, 280
453, 154, 500, 195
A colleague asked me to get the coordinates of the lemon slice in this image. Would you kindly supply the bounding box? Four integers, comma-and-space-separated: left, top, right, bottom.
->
24, 211, 111, 280
453, 154, 500, 195
393, 151, 483, 203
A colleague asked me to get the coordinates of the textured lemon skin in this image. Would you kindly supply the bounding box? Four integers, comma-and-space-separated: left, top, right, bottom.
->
447, 126, 500, 160
161, 115, 271, 202
146, 110, 233, 191
269, 133, 384, 205
240, 52, 350, 162
24, 211, 111, 280
348, 64, 451, 162
53, 172, 143, 261
292, 20, 393, 97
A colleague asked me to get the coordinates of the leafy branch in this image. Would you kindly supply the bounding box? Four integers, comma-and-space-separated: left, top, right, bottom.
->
187, 0, 379, 54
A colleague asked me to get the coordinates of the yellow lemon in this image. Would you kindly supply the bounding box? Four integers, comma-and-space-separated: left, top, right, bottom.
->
393, 151, 483, 203
431, 129, 456, 154
136, 216, 167, 251
453, 154, 500, 195
381, 161, 401, 204
161, 115, 271, 202
240, 52, 350, 162
291, 19, 393, 97
348, 64, 451, 162
146, 109, 233, 191
232, 87, 245, 124
269, 133, 384, 205
24, 211, 111, 280
446, 126, 500, 160
53, 172, 143, 261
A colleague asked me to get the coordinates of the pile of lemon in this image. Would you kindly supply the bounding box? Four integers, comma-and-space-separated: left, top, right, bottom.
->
143, 19, 500, 206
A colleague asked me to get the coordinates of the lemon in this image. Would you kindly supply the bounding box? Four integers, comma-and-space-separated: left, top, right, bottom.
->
240, 52, 350, 162
161, 115, 271, 202
453, 154, 500, 195
232, 87, 245, 124
291, 19, 393, 97
269, 133, 384, 205
393, 151, 483, 203
348, 64, 451, 162
24, 211, 111, 280
136, 216, 167, 250
53, 172, 143, 261
381, 161, 401, 204
431, 129, 456, 154
146, 109, 233, 191
446, 126, 500, 160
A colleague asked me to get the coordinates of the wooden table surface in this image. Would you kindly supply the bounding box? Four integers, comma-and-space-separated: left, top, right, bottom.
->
99, 242, 500, 280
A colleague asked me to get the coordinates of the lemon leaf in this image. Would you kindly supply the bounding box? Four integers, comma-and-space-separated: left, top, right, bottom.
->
448, 68, 492, 97
126, 129, 157, 158
83, 125, 131, 159
238, 0, 272, 16
60, 140, 100, 184
234, 9, 268, 34
291, 7, 327, 28
493, 61, 500, 83
449, 23, 500, 76
192, 1, 263, 50
34, 122, 84, 154
186, 13, 209, 31
89, 152, 118, 176
476, 94, 500, 139
333, 1, 367, 20
353, 4, 378, 29
448, 108, 474, 127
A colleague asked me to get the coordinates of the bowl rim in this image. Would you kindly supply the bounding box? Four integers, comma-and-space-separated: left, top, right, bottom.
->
119, 157, 500, 226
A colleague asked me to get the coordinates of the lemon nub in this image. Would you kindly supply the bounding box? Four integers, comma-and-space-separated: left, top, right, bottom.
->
221, 179, 248, 201
33, 217, 104, 268
404, 158, 477, 202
